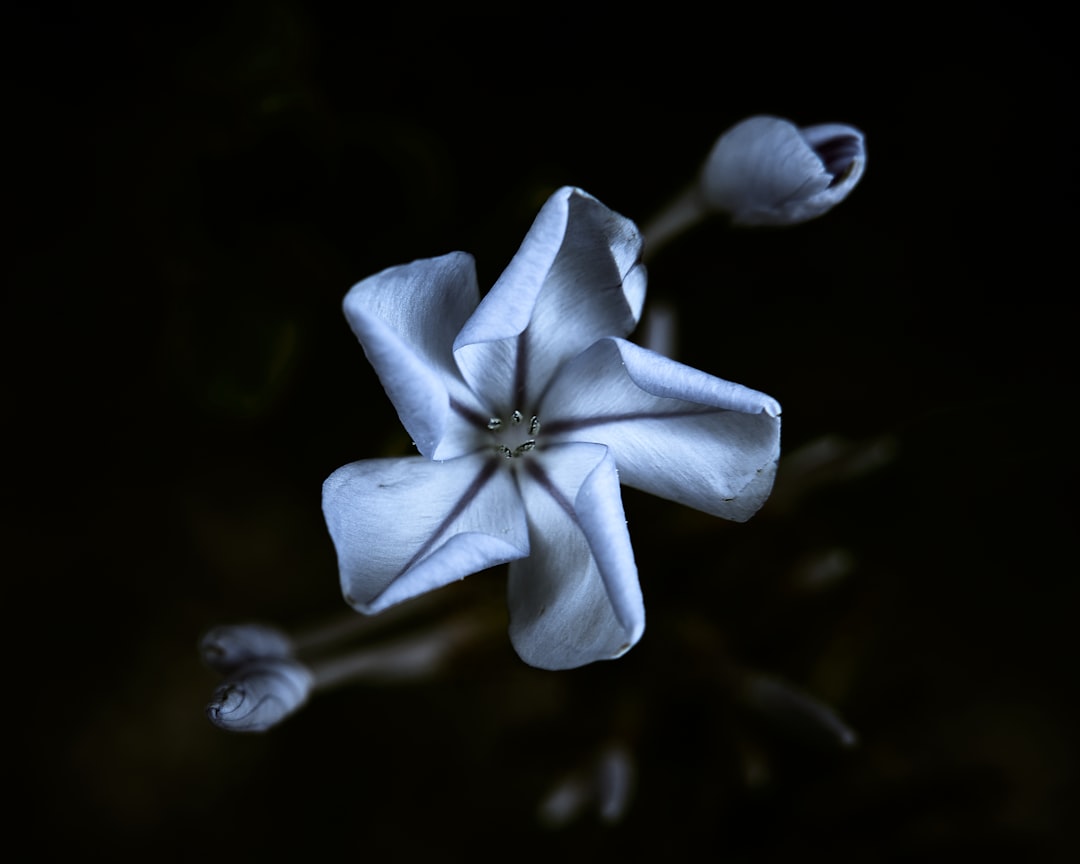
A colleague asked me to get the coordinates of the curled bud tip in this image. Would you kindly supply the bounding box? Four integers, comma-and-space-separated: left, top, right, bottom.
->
701, 115, 866, 226
199, 623, 294, 674
206, 658, 314, 733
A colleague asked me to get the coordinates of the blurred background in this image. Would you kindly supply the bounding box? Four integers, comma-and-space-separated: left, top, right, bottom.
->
10, 5, 1075, 861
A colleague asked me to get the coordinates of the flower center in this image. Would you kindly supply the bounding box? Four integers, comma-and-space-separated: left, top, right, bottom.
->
487, 409, 540, 458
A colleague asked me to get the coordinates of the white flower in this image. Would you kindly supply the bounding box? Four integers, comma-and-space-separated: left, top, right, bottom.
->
701, 115, 866, 226
322, 186, 781, 670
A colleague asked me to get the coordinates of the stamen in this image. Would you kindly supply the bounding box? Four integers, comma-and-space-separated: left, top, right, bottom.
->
488, 410, 541, 458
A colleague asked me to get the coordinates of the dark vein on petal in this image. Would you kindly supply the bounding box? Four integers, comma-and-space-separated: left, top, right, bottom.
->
396, 458, 499, 577
543, 406, 725, 436
524, 460, 581, 528
513, 330, 528, 408
450, 396, 490, 429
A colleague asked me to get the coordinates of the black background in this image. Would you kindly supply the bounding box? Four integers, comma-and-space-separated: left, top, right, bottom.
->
11, 5, 1075, 861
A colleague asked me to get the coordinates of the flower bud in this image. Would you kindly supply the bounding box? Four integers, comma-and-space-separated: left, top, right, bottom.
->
595, 744, 635, 824
537, 743, 636, 828
206, 658, 315, 733
701, 115, 866, 226
199, 623, 294, 674
739, 673, 858, 749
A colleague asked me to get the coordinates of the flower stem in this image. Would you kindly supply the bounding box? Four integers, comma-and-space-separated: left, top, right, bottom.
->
640, 183, 709, 263
308, 611, 498, 690
289, 590, 446, 655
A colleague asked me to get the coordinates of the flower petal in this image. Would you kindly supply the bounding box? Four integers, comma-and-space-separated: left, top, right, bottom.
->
542, 338, 781, 521
453, 187, 645, 410
507, 443, 644, 670
342, 252, 486, 459
700, 115, 866, 226
323, 455, 529, 614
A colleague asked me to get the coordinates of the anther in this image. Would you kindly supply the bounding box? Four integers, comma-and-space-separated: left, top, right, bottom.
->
511, 410, 523, 425
529, 415, 540, 435
487, 418, 503, 431
515, 440, 536, 455
496, 445, 514, 459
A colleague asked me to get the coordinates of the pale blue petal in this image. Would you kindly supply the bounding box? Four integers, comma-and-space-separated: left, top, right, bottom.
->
507, 443, 644, 670
541, 338, 781, 521
323, 455, 529, 614
342, 252, 487, 460
453, 187, 645, 411
701, 115, 865, 226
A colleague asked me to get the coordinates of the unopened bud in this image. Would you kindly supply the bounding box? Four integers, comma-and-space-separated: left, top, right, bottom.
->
740, 673, 858, 749
538, 743, 636, 828
199, 623, 294, 674
701, 115, 866, 226
206, 658, 314, 733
